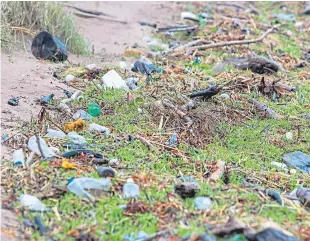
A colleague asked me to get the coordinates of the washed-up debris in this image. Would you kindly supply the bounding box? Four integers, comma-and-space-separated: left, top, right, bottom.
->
181, 12, 199, 22
270, 161, 288, 173
175, 182, 200, 198
89, 123, 110, 135
265, 189, 284, 206
97, 167, 115, 178
304, 2, 310, 14
40, 94, 54, 104
8, 97, 19, 106
208, 160, 226, 182
190, 86, 220, 99
28, 136, 55, 158
60, 149, 103, 160
169, 133, 178, 146
64, 119, 86, 132
123, 230, 149, 241
108, 158, 119, 168
125, 77, 140, 90
120, 61, 133, 70
23, 219, 35, 228
61, 160, 76, 169
283, 151, 310, 173
65, 74, 75, 82
19, 194, 48, 212
34, 216, 47, 236
12, 149, 25, 166
272, 13, 296, 22
248, 99, 281, 120
73, 109, 93, 120
88, 103, 101, 117
177, 176, 197, 183
45, 129, 66, 138
131, 59, 164, 81
67, 132, 87, 145
296, 187, 310, 207
85, 64, 97, 70
67, 177, 111, 199
70, 90, 81, 100
139, 20, 157, 28
194, 197, 212, 210
183, 233, 217, 241
123, 178, 140, 198
157, 25, 197, 33
247, 228, 300, 241
31, 31, 68, 61
102, 69, 128, 90
209, 217, 250, 238
1, 134, 9, 144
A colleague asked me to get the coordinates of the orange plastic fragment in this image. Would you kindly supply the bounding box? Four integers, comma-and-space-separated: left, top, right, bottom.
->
63, 118, 86, 132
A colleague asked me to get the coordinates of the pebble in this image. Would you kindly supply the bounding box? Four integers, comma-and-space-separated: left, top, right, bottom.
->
97, 166, 115, 178
194, 197, 212, 210
285, 132, 293, 140
290, 169, 297, 175
65, 74, 75, 82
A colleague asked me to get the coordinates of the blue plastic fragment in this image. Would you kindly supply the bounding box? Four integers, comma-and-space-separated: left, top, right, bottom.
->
178, 176, 197, 183
283, 151, 310, 173
40, 94, 54, 104
52, 36, 68, 54
272, 13, 296, 22
169, 133, 178, 145
67, 177, 75, 185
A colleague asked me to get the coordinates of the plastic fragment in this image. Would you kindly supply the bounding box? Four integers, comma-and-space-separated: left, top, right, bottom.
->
73, 109, 93, 120
34, 216, 47, 236
97, 166, 115, 178
125, 77, 140, 90
12, 149, 25, 166
123, 230, 149, 241
169, 133, 178, 145
1, 134, 9, 144
177, 176, 197, 183
28, 136, 55, 158
64, 119, 86, 132
65, 74, 75, 82
19, 194, 47, 212
67, 132, 87, 145
102, 69, 128, 90
89, 123, 111, 135
123, 178, 140, 198
40, 94, 54, 104
272, 13, 296, 22
283, 151, 310, 173
45, 129, 66, 138
8, 97, 19, 106
88, 103, 101, 117
61, 160, 76, 169
194, 197, 212, 210
248, 228, 300, 241
175, 182, 200, 198
265, 189, 284, 206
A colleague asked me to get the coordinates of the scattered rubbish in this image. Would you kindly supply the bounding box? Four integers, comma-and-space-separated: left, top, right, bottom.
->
63, 89, 73, 98
296, 187, 310, 207
265, 189, 284, 206
169, 133, 178, 146
194, 197, 212, 210
177, 176, 197, 183
125, 77, 140, 90
194, 57, 200, 63
132, 60, 164, 74
31, 31, 67, 61
123, 230, 149, 241
139, 20, 157, 28
285, 132, 293, 141
304, 2, 310, 14
210, 217, 248, 237
183, 233, 217, 241
97, 166, 115, 178
300, 114, 310, 119
102, 69, 128, 90
61, 160, 76, 169
19, 194, 47, 212
85, 64, 96, 70
61, 149, 103, 160
45, 129, 66, 139
208, 160, 225, 182
272, 13, 296, 23
157, 25, 197, 32
8, 97, 19, 106
40, 94, 54, 104
67, 132, 87, 145
108, 158, 119, 168
175, 182, 200, 198
123, 178, 140, 198
181, 12, 199, 22
190, 85, 220, 99
120, 61, 133, 70
248, 99, 281, 120
247, 228, 299, 241
73, 109, 93, 120
23, 219, 35, 228
88, 103, 101, 117
283, 151, 310, 173
89, 123, 110, 135
28, 136, 55, 158
12, 149, 25, 166
34, 216, 47, 236
270, 161, 288, 173
1, 134, 9, 144
59, 102, 71, 114
64, 119, 86, 132
71, 90, 81, 100
67, 177, 111, 199
295, 62, 307, 68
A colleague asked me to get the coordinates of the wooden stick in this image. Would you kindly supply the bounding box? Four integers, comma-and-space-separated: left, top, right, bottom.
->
188, 26, 277, 52
248, 98, 281, 120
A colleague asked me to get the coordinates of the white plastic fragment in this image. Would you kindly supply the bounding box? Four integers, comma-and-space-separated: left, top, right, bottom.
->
285, 132, 293, 140
181, 12, 198, 21
270, 161, 289, 173
45, 129, 66, 138
86, 64, 96, 70
67, 132, 87, 145
101, 69, 128, 90
19, 194, 47, 212
28, 136, 55, 158
89, 123, 111, 135
71, 90, 81, 100
194, 197, 212, 210
123, 178, 140, 198
12, 149, 25, 166
65, 74, 75, 82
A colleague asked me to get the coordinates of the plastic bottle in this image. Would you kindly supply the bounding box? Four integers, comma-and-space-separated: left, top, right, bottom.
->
67, 132, 87, 145
19, 194, 47, 212
194, 197, 212, 210
12, 149, 25, 166
89, 123, 110, 135
88, 103, 101, 117
123, 178, 140, 198
28, 136, 55, 158
45, 129, 66, 138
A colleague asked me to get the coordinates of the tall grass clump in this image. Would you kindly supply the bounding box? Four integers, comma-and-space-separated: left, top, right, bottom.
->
1, 1, 89, 55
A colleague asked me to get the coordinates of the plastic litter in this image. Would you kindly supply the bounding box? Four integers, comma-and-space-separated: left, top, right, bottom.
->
175, 182, 200, 198
125, 77, 140, 90
63, 89, 73, 98
272, 13, 296, 23
86, 64, 97, 70
45, 129, 66, 139
1, 134, 9, 144
65, 74, 75, 82
19, 194, 47, 212
88, 103, 101, 117
194, 197, 212, 210
177, 176, 197, 183
169, 133, 178, 145
248, 228, 299, 241
61, 160, 76, 169
270, 161, 288, 173
34, 216, 47, 236
73, 109, 93, 120
67, 132, 87, 145
123, 178, 140, 198
12, 149, 25, 166
97, 166, 115, 178
31, 31, 67, 61
123, 231, 149, 241
120, 61, 133, 70
225, 234, 247, 241
283, 151, 310, 173
102, 69, 128, 90
265, 189, 284, 206
181, 12, 199, 22
131, 60, 164, 75
89, 123, 111, 135
8, 97, 19, 106
296, 187, 310, 207
183, 233, 216, 241
108, 158, 119, 167
61, 149, 103, 160
40, 94, 54, 104
139, 20, 157, 28
67, 177, 111, 199
28, 136, 55, 158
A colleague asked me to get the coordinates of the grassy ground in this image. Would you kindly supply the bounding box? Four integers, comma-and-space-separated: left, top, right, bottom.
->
1, 2, 310, 241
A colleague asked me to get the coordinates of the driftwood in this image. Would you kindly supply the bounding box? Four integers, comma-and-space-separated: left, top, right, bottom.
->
188, 26, 277, 52
157, 25, 198, 33
248, 98, 281, 120
162, 99, 193, 125
63, 4, 114, 17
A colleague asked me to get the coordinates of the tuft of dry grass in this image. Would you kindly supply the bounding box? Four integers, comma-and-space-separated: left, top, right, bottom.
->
0, 1, 89, 55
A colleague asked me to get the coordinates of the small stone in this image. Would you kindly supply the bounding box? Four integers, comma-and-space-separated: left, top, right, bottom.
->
138, 108, 143, 113
289, 169, 296, 175
194, 197, 212, 210
175, 182, 200, 199
97, 166, 115, 178
285, 132, 293, 140
65, 74, 75, 82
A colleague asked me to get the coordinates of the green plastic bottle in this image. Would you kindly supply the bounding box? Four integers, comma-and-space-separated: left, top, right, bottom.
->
88, 103, 101, 117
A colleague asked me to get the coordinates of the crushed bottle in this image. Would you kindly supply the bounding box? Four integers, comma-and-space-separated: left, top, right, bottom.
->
123, 178, 140, 198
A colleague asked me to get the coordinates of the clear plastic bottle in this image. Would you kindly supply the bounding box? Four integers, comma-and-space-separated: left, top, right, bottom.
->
123, 178, 140, 198
12, 149, 25, 166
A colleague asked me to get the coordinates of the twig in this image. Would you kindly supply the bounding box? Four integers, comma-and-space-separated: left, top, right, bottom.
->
63, 4, 114, 17
35, 134, 45, 158
188, 26, 277, 52
248, 98, 281, 120
157, 25, 198, 33
137, 135, 154, 149
72, 11, 127, 24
